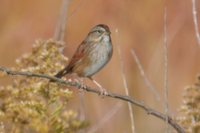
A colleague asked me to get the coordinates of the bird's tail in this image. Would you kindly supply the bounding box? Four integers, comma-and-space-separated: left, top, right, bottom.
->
55, 69, 68, 78
50, 68, 68, 82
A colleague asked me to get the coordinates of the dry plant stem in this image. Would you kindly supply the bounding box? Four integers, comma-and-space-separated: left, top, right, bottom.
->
67, 0, 85, 21
130, 49, 160, 100
163, 6, 169, 133
74, 77, 86, 129
87, 102, 122, 133
78, 92, 86, 120
0, 66, 185, 133
54, 0, 85, 40
192, 0, 200, 47
54, 0, 70, 41
115, 29, 136, 133
78, 78, 86, 132
78, 91, 86, 133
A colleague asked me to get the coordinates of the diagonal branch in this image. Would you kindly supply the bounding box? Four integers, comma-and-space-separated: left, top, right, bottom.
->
191, 0, 200, 47
115, 28, 136, 133
87, 102, 123, 133
0, 66, 185, 133
131, 49, 160, 100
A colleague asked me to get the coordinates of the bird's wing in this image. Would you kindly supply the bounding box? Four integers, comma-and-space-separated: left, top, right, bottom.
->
65, 41, 87, 72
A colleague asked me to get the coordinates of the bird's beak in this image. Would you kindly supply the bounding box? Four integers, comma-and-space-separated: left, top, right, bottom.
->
104, 31, 111, 35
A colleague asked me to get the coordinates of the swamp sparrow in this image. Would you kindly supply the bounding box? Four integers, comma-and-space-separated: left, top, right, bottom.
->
54, 24, 113, 93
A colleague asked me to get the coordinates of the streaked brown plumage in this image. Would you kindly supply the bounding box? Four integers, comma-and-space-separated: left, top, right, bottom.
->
54, 24, 113, 79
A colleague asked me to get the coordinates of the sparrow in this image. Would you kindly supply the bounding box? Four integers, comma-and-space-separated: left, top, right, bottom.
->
53, 24, 113, 94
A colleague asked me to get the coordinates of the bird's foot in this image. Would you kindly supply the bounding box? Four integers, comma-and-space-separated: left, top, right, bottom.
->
99, 87, 108, 96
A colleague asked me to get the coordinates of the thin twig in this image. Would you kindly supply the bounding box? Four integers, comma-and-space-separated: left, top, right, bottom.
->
164, 6, 169, 133
130, 49, 160, 100
54, 0, 85, 41
54, 0, 70, 41
191, 0, 200, 47
87, 102, 122, 133
67, 0, 85, 21
0, 66, 185, 133
115, 29, 136, 133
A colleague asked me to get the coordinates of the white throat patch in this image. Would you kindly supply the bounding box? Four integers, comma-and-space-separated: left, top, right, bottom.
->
103, 35, 110, 42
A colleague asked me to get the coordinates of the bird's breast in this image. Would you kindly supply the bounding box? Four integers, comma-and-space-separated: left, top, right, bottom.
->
83, 41, 112, 77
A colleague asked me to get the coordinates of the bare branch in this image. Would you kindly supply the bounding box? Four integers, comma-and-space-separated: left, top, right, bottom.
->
87, 102, 122, 133
0, 66, 185, 133
163, 6, 169, 132
130, 49, 160, 100
115, 29, 136, 133
67, 0, 85, 21
191, 0, 200, 47
54, 0, 85, 41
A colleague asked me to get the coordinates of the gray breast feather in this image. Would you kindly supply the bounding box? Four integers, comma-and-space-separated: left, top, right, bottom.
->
83, 41, 112, 77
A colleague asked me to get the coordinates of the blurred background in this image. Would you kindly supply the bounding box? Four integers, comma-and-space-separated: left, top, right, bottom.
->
0, 0, 200, 132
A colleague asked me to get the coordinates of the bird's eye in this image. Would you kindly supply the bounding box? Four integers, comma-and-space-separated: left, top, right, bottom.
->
96, 30, 102, 34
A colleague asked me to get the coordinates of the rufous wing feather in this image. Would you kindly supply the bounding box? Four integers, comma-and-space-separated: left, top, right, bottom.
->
53, 41, 86, 79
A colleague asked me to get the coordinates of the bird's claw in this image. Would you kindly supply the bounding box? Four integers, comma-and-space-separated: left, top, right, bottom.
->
99, 88, 108, 97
